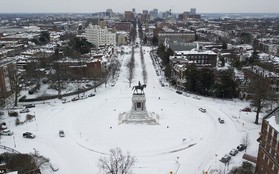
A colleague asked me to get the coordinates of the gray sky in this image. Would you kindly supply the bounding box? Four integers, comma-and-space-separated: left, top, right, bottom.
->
1, 0, 279, 13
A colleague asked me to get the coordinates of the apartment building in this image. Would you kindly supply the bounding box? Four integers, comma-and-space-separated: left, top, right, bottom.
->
114, 22, 132, 32
85, 24, 116, 48
169, 48, 217, 88
171, 49, 217, 67
256, 107, 279, 174
158, 31, 196, 44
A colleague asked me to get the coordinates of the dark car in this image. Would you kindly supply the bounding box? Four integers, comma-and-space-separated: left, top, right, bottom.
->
199, 108, 206, 113
59, 130, 65, 137
71, 97, 80, 101
25, 104, 36, 108
220, 154, 231, 163
23, 132, 35, 139
218, 118, 224, 124
88, 93, 95, 97
241, 107, 251, 112
229, 149, 238, 156
237, 144, 247, 151
176, 90, 183, 94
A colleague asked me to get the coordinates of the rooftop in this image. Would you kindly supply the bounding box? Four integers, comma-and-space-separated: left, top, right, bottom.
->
266, 107, 279, 132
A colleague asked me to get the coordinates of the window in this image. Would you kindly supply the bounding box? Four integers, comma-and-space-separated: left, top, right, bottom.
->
136, 102, 141, 108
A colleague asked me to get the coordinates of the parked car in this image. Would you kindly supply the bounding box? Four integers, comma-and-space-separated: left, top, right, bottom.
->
176, 90, 182, 94
23, 132, 35, 139
71, 97, 80, 101
88, 93, 96, 97
62, 99, 70, 104
20, 108, 30, 113
8, 111, 18, 116
59, 130, 65, 137
193, 96, 201, 100
241, 107, 251, 112
218, 118, 224, 124
237, 144, 247, 151
0, 122, 7, 130
199, 108, 206, 113
80, 95, 88, 100
25, 104, 36, 108
229, 149, 238, 156
0, 129, 14, 136
220, 154, 231, 163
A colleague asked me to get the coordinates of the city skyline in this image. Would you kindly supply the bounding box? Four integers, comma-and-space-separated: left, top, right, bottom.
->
1, 0, 279, 14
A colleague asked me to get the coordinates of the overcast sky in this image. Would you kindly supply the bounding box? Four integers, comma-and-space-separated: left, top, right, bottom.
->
1, 0, 279, 13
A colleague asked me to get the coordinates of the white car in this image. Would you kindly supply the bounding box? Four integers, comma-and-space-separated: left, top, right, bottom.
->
20, 108, 30, 113
0, 129, 14, 136
229, 148, 238, 156
62, 99, 71, 104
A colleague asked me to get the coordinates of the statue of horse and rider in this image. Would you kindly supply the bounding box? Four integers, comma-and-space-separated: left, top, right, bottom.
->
132, 81, 146, 94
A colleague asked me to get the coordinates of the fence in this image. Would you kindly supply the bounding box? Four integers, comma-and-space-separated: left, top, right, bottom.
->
0, 145, 20, 154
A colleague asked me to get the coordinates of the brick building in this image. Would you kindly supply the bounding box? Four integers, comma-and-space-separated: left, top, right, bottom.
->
255, 107, 279, 174
169, 48, 217, 89
124, 11, 134, 22
0, 59, 16, 106
114, 22, 132, 32
158, 31, 196, 44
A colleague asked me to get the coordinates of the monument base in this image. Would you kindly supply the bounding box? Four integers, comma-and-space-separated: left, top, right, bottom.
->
118, 111, 159, 124
119, 85, 159, 124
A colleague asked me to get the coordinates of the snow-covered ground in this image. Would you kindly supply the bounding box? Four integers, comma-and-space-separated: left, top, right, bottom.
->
0, 45, 263, 174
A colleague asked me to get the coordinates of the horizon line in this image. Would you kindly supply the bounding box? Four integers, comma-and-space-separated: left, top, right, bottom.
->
0, 12, 279, 14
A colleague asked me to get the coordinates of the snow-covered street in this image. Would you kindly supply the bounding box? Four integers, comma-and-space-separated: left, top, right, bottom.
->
0, 45, 262, 174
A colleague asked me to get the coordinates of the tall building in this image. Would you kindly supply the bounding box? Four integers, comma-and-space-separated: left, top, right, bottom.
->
142, 10, 149, 15
190, 8, 196, 15
85, 24, 116, 48
256, 107, 279, 174
124, 11, 134, 22
106, 9, 113, 17
153, 9, 158, 18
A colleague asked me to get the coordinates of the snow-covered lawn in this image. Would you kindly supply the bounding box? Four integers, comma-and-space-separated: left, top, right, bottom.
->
0, 45, 262, 174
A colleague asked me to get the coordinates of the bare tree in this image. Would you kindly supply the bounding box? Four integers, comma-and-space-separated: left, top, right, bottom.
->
249, 75, 275, 124
8, 63, 21, 106
98, 147, 136, 174
108, 58, 121, 80
140, 45, 147, 84
32, 153, 50, 171
126, 47, 135, 87
242, 132, 249, 152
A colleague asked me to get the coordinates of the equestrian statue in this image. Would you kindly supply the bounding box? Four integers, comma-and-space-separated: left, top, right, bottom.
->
132, 81, 146, 94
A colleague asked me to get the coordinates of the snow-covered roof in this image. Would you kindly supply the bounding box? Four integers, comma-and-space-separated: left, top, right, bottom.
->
175, 49, 217, 55
266, 107, 279, 132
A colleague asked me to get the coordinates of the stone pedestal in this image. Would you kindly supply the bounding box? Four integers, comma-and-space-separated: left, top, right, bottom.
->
129, 93, 148, 120
118, 93, 159, 124
131, 94, 147, 112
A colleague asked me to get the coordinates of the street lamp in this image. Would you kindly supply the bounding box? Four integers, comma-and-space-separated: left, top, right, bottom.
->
13, 136, 16, 148
33, 148, 37, 156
